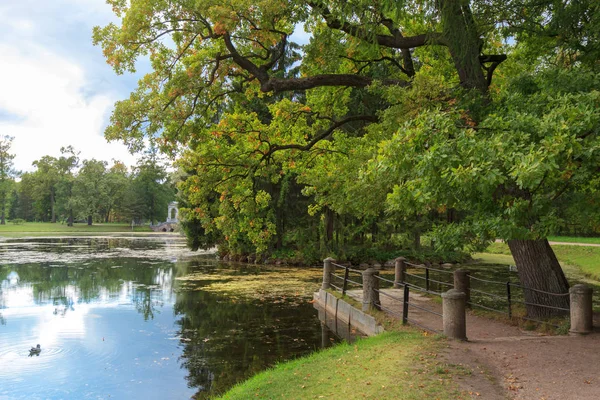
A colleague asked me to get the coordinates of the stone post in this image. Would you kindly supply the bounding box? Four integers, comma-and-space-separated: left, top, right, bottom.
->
394, 257, 406, 289
362, 267, 381, 312
322, 257, 334, 290
442, 289, 467, 341
453, 269, 470, 306
569, 284, 593, 335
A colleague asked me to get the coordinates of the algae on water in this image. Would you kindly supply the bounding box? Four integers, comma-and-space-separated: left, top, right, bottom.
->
176, 267, 322, 300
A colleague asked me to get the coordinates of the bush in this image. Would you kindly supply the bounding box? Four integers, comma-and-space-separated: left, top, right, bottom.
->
337, 245, 470, 265
10, 218, 25, 225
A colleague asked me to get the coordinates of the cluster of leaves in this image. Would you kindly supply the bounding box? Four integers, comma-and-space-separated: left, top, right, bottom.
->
378, 68, 600, 241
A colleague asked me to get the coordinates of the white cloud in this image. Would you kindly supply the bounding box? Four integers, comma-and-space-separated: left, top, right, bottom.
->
0, 43, 137, 172
0, 0, 141, 172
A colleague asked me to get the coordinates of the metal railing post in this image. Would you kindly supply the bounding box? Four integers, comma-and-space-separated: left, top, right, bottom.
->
506, 282, 512, 318
342, 266, 350, 295
425, 268, 430, 292
402, 285, 410, 325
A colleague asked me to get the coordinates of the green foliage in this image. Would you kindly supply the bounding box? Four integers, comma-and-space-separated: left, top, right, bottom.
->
11, 148, 174, 226
94, 0, 600, 271
375, 67, 600, 243
72, 159, 109, 223
123, 149, 174, 224
0, 135, 17, 224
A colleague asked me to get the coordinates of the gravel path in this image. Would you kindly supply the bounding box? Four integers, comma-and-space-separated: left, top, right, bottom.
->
494, 239, 600, 247
347, 288, 600, 399
548, 241, 600, 247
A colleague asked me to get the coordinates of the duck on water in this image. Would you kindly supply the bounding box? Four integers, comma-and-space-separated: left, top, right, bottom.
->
29, 344, 41, 357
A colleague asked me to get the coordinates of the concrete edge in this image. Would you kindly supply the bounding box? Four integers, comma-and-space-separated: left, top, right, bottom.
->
314, 290, 384, 337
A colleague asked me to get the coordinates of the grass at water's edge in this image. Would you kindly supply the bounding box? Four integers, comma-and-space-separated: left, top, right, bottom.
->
218, 331, 466, 400
0, 222, 153, 236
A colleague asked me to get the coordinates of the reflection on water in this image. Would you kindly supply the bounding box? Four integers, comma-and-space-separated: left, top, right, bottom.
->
0, 237, 332, 399
315, 305, 364, 345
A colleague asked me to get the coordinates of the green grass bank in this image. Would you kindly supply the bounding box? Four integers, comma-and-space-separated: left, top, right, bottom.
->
220, 330, 464, 400
0, 222, 152, 236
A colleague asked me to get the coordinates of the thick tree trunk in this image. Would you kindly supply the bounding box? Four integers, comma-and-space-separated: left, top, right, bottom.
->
324, 208, 334, 245
67, 210, 73, 227
447, 208, 457, 223
413, 230, 421, 250
439, 0, 488, 93
275, 202, 284, 250
507, 239, 570, 318
87, 215, 92, 226
371, 221, 378, 243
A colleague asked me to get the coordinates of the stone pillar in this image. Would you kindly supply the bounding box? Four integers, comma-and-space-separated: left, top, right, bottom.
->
454, 269, 470, 305
442, 289, 467, 341
394, 257, 406, 289
569, 284, 593, 335
322, 257, 334, 290
362, 267, 380, 311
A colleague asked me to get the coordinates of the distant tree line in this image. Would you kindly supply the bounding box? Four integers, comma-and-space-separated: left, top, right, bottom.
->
1, 141, 174, 225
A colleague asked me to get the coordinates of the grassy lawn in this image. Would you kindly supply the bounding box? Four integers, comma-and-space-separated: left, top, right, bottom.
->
547, 236, 600, 244
485, 242, 600, 280
0, 222, 152, 236
220, 331, 465, 400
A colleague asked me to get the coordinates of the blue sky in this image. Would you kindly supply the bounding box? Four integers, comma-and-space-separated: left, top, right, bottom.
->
0, 1, 312, 173
0, 0, 143, 172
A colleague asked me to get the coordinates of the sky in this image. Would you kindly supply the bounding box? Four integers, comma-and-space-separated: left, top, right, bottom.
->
0, 1, 311, 174
0, 0, 143, 173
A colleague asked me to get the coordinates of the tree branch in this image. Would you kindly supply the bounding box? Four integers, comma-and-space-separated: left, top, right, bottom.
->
480, 54, 508, 85
223, 33, 408, 92
309, 2, 447, 49
263, 115, 379, 158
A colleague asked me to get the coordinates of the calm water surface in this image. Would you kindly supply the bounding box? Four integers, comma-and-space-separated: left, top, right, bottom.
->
0, 236, 331, 399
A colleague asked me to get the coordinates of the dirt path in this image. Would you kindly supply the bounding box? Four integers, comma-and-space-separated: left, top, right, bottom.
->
347, 289, 600, 399
495, 239, 600, 247
548, 241, 600, 247
448, 331, 600, 400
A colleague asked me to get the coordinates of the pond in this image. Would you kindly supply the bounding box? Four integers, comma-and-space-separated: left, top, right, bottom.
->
0, 236, 336, 399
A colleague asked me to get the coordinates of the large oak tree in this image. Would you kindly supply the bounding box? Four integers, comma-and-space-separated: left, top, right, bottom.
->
94, 0, 600, 317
